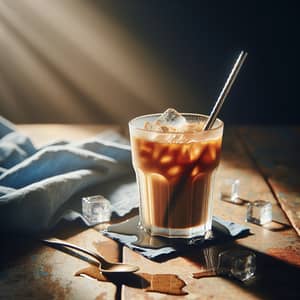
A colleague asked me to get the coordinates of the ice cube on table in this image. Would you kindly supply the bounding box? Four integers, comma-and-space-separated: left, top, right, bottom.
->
217, 249, 256, 282
82, 195, 112, 224
219, 179, 241, 204
246, 200, 272, 225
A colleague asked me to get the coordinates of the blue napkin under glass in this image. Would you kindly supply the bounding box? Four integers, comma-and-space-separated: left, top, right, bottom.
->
103, 215, 250, 261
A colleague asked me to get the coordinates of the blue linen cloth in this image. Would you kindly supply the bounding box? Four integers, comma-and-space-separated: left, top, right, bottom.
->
0, 116, 139, 234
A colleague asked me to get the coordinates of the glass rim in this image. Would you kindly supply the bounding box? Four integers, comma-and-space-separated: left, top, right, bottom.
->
129, 113, 224, 134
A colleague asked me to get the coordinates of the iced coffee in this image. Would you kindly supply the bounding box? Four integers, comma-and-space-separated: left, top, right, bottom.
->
129, 109, 223, 239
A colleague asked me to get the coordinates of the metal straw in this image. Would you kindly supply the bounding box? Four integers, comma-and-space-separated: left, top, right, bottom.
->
163, 51, 248, 226
203, 51, 248, 130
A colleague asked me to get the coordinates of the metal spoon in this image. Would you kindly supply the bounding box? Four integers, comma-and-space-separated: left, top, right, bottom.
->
42, 238, 139, 273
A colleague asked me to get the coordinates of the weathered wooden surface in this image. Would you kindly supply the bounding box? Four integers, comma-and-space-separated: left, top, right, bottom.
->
122, 127, 300, 299
237, 126, 300, 236
17, 124, 120, 147
1, 124, 299, 299
0, 222, 120, 299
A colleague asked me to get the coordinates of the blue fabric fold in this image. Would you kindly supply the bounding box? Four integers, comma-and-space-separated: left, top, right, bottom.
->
0, 116, 138, 234
0, 116, 36, 170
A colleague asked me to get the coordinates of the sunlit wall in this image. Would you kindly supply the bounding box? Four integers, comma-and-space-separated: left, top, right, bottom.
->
0, 0, 200, 124
0, 1, 297, 125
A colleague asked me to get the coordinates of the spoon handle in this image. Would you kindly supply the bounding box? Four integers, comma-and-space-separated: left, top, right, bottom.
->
42, 238, 106, 265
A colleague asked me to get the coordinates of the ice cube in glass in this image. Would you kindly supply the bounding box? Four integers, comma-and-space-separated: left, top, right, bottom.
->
246, 200, 272, 225
82, 195, 112, 224
156, 108, 186, 129
217, 249, 256, 281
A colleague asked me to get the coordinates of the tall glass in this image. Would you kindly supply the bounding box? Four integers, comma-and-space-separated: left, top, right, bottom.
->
129, 113, 223, 239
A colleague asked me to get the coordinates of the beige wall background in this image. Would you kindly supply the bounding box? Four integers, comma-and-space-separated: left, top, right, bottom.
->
0, 0, 205, 126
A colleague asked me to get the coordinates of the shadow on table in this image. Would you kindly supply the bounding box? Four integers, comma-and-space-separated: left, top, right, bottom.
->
182, 241, 300, 299
0, 219, 87, 273
1, 215, 298, 299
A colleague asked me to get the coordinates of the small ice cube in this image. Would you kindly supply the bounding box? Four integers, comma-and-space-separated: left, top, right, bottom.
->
155, 108, 187, 129
217, 249, 256, 282
144, 120, 170, 133
82, 195, 112, 224
219, 179, 242, 204
246, 200, 272, 225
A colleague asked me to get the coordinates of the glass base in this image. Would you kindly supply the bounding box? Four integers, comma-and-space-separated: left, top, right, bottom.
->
143, 222, 212, 240
107, 215, 214, 248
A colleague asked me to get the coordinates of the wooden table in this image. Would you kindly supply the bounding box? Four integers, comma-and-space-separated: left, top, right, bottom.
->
1, 124, 299, 299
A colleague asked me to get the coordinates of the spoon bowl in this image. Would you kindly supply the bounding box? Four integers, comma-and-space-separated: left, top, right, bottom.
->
42, 238, 139, 274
